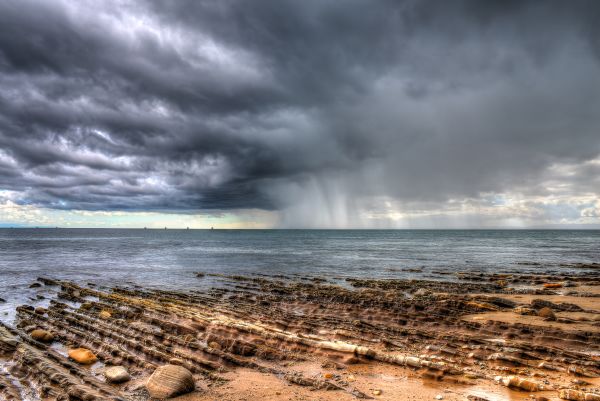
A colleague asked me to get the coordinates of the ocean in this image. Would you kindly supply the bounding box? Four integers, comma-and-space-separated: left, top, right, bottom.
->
1, 228, 599, 321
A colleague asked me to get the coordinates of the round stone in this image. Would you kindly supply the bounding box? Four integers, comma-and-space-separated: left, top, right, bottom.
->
104, 366, 130, 384
146, 364, 195, 399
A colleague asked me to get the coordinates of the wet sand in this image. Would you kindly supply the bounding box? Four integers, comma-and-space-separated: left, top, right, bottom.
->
1, 269, 599, 401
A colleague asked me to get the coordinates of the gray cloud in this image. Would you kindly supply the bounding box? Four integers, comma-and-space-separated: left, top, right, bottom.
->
1, 0, 599, 226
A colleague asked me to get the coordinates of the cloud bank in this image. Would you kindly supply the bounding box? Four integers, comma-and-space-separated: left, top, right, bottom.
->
1, 0, 599, 227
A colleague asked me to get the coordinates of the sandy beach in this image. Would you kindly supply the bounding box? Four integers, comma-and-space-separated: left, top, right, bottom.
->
1, 269, 599, 401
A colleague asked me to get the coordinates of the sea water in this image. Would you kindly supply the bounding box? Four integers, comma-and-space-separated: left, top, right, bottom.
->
1, 228, 599, 321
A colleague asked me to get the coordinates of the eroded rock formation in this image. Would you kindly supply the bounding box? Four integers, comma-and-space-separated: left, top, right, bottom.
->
0, 271, 598, 400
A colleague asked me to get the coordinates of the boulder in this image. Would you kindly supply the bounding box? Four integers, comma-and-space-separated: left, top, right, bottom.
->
104, 366, 130, 384
30, 329, 54, 343
68, 348, 98, 364
537, 307, 556, 320
146, 364, 195, 399
99, 310, 112, 319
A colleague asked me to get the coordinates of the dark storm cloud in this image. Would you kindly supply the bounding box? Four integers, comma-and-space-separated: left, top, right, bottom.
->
0, 0, 599, 220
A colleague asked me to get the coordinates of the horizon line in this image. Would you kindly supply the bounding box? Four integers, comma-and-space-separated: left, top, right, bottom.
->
2, 227, 600, 231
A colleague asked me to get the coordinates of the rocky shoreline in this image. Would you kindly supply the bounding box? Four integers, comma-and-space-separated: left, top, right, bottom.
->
0, 270, 599, 401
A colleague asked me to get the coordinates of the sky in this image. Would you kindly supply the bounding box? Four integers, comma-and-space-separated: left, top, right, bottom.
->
1, 0, 600, 229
